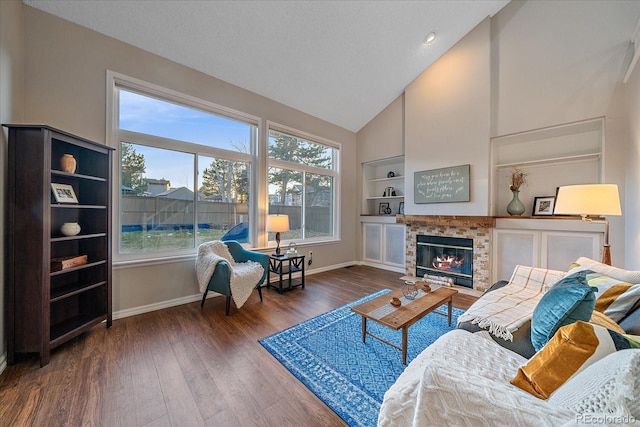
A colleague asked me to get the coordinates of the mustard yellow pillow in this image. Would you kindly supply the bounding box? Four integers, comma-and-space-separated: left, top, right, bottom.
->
511, 321, 640, 399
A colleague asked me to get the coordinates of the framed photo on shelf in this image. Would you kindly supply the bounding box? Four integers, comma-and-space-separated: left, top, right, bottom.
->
51, 183, 78, 204
378, 202, 390, 215
532, 196, 555, 216
399, 201, 405, 214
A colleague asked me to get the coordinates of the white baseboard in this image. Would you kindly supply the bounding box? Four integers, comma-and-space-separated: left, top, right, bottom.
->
113, 293, 206, 320
114, 260, 360, 320
359, 260, 406, 274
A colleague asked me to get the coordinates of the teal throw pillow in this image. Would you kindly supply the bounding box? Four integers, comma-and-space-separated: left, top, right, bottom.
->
531, 270, 596, 351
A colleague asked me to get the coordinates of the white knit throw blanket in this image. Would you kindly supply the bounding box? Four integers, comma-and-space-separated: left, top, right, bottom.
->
456, 265, 566, 341
195, 241, 264, 309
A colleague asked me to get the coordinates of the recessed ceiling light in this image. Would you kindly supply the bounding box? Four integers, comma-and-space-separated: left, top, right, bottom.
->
423, 31, 437, 45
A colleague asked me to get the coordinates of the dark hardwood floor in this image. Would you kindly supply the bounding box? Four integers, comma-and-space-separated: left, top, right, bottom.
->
0, 265, 476, 427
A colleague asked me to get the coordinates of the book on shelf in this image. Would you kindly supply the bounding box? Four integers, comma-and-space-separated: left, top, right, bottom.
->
51, 255, 88, 272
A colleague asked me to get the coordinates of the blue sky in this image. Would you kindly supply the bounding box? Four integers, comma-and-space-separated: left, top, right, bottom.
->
119, 90, 253, 189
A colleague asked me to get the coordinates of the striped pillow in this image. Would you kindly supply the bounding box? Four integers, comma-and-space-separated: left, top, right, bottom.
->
511, 321, 640, 399
584, 271, 640, 322
589, 310, 625, 334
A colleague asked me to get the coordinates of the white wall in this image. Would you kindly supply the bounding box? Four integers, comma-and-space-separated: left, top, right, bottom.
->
20, 6, 358, 315
0, 0, 26, 369
490, 0, 638, 265
356, 95, 404, 165
404, 18, 492, 216
357, 0, 639, 267
626, 50, 640, 269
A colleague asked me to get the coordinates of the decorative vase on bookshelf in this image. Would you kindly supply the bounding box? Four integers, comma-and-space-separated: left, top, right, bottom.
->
60, 154, 77, 173
506, 190, 525, 216
61, 222, 81, 236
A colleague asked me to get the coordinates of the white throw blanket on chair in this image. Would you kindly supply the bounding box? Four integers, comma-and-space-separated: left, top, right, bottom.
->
456, 265, 566, 341
195, 241, 264, 309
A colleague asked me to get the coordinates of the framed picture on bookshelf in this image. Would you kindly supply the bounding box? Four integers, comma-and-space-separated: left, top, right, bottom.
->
51, 183, 78, 203
399, 201, 405, 214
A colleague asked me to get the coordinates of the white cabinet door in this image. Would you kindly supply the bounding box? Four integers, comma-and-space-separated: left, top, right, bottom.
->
362, 221, 406, 272
384, 224, 406, 268
363, 223, 383, 263
493, 227, 602, 282
541, 231, 601, 271
493, 229, 538, 281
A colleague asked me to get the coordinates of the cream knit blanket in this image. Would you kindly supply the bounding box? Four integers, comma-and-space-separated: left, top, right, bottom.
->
196, 241, 264, 309
457, 265, 566, 341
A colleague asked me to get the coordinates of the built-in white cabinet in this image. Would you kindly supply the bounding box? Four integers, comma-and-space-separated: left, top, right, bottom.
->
362, 156, 404, 216
362, 217, 405, 273
492, 218, 604, 281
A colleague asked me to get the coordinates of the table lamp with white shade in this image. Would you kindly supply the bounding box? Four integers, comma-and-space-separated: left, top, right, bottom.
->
553, 184, 622, 265
267, 214, 290, 256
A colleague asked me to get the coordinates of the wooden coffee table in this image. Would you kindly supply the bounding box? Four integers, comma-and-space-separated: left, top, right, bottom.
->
351, 287, 458, 364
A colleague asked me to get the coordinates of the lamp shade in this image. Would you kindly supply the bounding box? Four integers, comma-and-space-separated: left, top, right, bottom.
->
266, 214, 290, 233
554, 184, 621, 216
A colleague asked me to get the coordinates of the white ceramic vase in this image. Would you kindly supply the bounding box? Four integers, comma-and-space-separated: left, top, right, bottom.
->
61, 222, 81, 236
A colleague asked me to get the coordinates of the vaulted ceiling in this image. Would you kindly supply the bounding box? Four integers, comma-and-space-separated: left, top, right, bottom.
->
24, 0, 509, 132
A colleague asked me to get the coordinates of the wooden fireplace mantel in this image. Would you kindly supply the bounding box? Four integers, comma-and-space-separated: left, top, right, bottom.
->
396, 215, 496, 228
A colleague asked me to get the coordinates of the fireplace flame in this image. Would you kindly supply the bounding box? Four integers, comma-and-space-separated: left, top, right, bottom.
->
432, 254, 464, 271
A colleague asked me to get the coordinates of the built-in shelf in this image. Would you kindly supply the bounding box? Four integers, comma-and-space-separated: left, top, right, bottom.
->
496, 152, 601, 169
365, 195, 404, 200
490, 117, 604, 216
370, 176, 404, 183
362, 156, 404, 216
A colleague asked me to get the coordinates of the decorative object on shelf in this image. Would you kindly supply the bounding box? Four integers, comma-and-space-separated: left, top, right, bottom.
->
60, 222, 81, 236
267, 214, 289, 256
378, 202, 390, 215
50, 183, 79, 203
389, 297, 401, 307
50, 254, 88, 272
60, 153, 77, 173
554, 184, 622, 265
509, 167, 528, 192
384, 186, 395, 197
415, 164, 470, 204
422, 284, 431, 293
506, 190, 526, 216
507, 167, 528, 216
402, 280, 418, 300
532, 196, 556, 216
387, 171, 395, 178
399, 201, 405, 215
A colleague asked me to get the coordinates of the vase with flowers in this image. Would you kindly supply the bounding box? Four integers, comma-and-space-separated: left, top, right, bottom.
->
507, 168, 527, 216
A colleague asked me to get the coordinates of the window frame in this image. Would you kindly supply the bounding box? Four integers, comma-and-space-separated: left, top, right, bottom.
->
266, 121, 341, 245
107, 71, 260, 263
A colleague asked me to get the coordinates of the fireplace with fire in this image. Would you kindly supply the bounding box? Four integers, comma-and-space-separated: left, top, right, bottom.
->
416, 235, 473, 288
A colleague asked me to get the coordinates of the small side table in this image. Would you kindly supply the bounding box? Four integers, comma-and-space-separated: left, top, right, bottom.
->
267, 254, 305, 294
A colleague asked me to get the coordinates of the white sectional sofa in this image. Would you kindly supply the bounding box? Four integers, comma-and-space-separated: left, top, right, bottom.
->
378, 259, 640, 427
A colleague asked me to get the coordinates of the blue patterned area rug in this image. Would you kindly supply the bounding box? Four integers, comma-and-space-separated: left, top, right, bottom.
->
258, 289, 464, 427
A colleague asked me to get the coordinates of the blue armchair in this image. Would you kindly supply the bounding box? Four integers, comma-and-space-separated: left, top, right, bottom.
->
199, 240, 269, 316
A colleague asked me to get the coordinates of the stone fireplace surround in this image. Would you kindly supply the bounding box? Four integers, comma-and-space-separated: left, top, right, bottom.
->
398, 215, 495, 292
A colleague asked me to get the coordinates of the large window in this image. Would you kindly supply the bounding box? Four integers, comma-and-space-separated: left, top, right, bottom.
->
268, 127, 339, 244
116, 86, 257, 257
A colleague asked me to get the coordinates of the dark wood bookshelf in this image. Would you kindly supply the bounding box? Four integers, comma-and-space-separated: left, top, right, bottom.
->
4, 124, 114, 367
